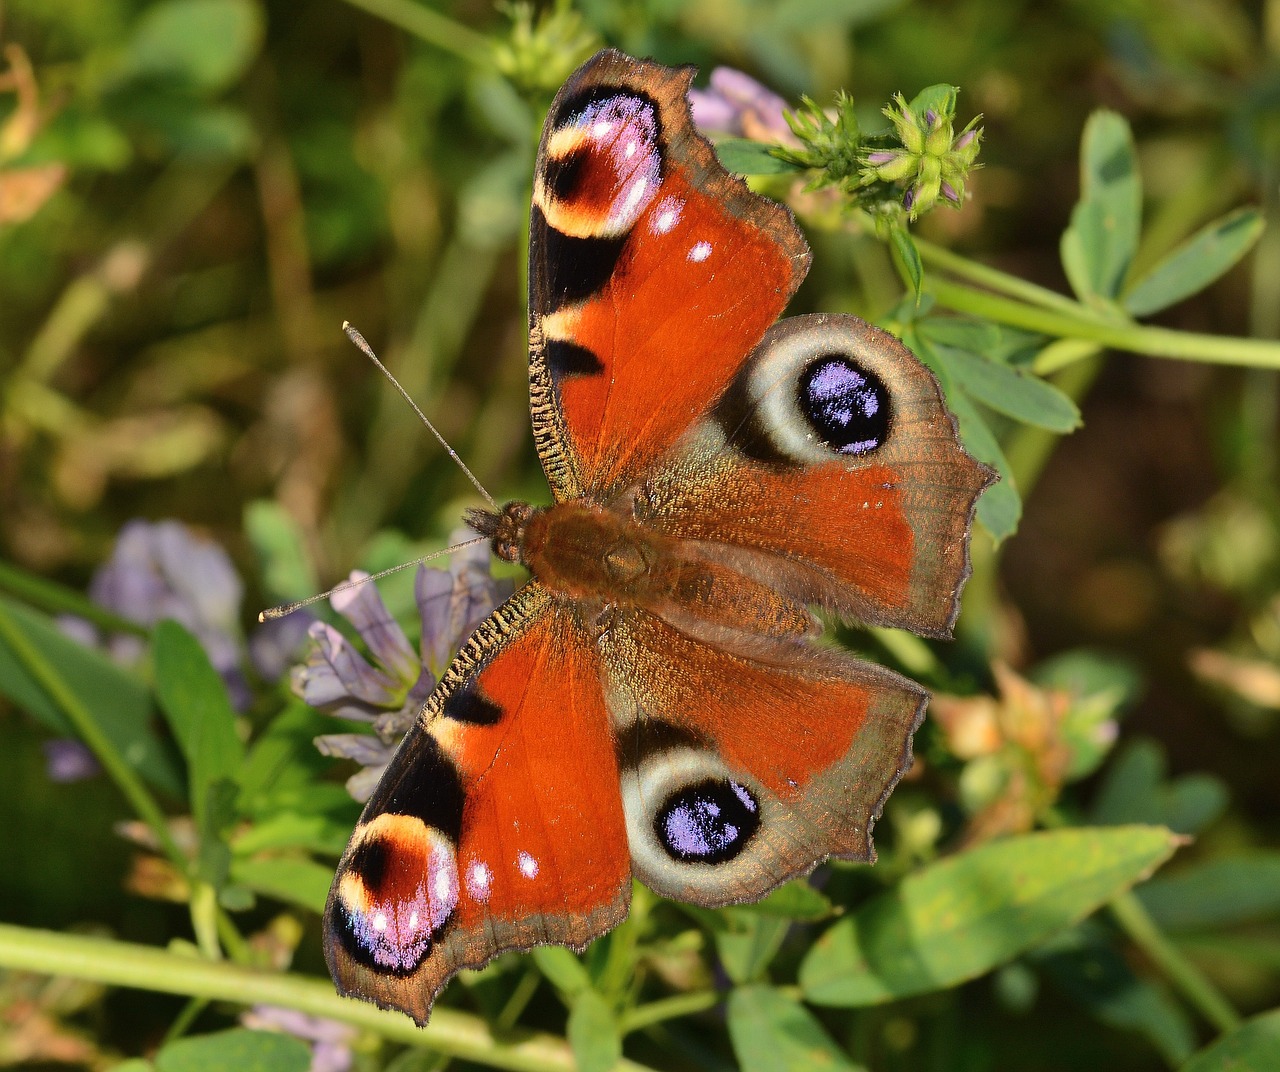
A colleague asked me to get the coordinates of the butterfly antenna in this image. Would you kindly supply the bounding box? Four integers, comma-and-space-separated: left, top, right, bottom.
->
258, 537, 487, 621
342, 322, 498, 511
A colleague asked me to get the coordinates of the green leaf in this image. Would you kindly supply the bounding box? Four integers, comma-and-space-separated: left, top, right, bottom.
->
1033, 923, 1196, 1066
1090, 739, 1228, 835
155, 1029, 310, 1072
907, 84, 959, 121
1122, 208, 1264, 317
566, 990, 621, 1072
715, 912, 792, 984
1060, 110, 1141, 300
153, 620, 245, 826
532, 946, 591, 997
120, 0, 265, 94
238, 705, 353, 819
947, 390, 1021, 542
0, 595, 182, 796
940, 347, 1081, 432
1180, 1008, 1280, 1072
727, 985, 864, 1072
244, 500, 317, 605
1136, 853, 1280, 932
889, 225, 924, 302
232, 810, 354, 856
799, 826, 1179, 1006
714, 138, 800, 175
229, 856, 334, 914
736, 879, 835, 921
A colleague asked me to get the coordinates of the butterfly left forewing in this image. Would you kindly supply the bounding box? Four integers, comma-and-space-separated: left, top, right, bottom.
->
528, 49, 809, 502
324, 584, 631, 1025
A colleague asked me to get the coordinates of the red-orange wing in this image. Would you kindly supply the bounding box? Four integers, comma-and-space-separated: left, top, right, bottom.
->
634, 314, 997, 638
602, 609, 925, 906
323, 585, 630, 1025
528, 49, 809, 502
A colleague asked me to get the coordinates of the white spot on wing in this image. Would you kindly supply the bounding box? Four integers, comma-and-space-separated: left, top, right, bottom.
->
611, 176, 650, 230
517, 851, 539, 879
372, 912, 387, 933
466, 860, 493, 903
650, 196, 685, 236
689, 241, 712, 262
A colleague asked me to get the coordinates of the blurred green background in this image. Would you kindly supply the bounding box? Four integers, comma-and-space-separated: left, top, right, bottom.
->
2, 0, 1279, 1069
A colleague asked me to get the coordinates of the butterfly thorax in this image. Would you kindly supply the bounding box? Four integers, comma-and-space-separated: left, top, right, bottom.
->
466, 500, 816, 640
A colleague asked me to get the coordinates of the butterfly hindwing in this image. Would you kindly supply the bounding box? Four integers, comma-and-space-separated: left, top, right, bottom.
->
324, 585, 631, 1025
601, 608, 925, 905
631, 313, 997, 638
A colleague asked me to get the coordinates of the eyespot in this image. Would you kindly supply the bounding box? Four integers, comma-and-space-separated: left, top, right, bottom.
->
332, 815, 458, 975
722, 314, 908, 465
655, 778, 760, 863
797, 355, 890, 455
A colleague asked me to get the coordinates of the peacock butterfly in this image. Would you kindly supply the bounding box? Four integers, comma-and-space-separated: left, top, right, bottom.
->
323, 48, 994, 1025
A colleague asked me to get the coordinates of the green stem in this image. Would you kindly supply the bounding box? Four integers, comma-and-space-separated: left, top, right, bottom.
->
928, 278, 1280, 369
190, 883, 223, 960
915, 237, 1117, 325
1109, 890, 1242, 1035
0, 924, 659, 1072
0, 601, 186, 870
618, 990, 722, 1034
0, 560, 148, 638
340, 0, 490, 62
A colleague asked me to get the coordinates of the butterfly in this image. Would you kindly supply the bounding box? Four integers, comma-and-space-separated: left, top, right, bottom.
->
323, 48, 994, 1025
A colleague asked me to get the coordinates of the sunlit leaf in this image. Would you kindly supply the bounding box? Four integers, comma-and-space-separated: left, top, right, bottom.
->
890, 225, 924, 302
153, 620, 244, 826
940, 346, 1081, 432
799, 826, 1179, 1006
119, 0, 265, 94
229, 856, 334, 914
714, 138, 799, 175
948, 390, 1021, 541
155, 1029, 310, 1072
1060, 110, 1141, 300
1122, 208, 1263, 317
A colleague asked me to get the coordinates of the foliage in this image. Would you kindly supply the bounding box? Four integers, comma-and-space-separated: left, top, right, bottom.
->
2, 1, 1280, 1070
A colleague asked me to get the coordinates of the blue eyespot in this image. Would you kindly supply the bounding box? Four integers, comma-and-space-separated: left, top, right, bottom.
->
797, 356, 890, 455
655, 779, 760, 863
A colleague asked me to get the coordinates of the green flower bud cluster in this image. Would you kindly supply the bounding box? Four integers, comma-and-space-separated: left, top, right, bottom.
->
860, 92, 983, 220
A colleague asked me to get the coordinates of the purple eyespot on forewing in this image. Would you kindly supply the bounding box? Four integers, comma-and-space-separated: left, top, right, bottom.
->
335, 816, 458, 973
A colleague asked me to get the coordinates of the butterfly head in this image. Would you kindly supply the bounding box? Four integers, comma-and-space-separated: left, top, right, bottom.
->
465, 501, 535, 565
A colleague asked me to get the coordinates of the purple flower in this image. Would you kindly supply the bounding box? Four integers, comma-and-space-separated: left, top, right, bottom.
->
241, 1006, 356, 1072
42, 739, 101, 783
61, 519, 254, 709
689, 67, 797, 145
298, 533, 513, 801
